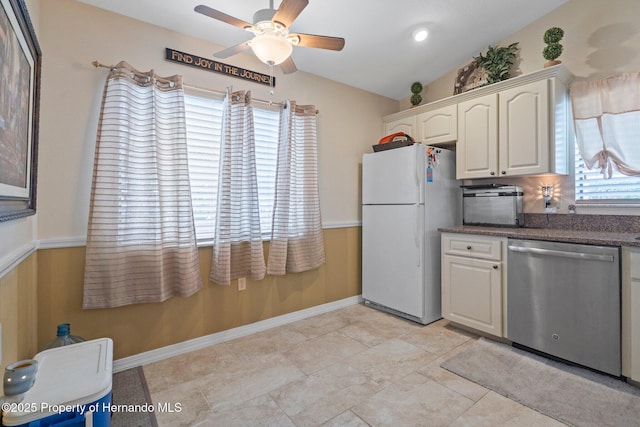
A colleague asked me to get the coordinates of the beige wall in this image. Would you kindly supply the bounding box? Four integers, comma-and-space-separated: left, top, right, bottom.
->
0, 254, 38, 372
401, 0, 640, 215
37, 228, 360, 360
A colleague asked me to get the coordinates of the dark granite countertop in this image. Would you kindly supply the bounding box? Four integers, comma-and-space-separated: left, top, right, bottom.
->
439, 225, 640, 248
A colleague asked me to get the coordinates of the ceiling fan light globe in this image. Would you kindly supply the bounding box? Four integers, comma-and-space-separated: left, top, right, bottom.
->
250, 33, 293, 65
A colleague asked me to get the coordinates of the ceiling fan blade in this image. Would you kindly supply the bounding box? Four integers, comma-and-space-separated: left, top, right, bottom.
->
273, 0, 309, 27
213, 42, 251, 59
194, 5, 252, 30
292, 33, 345, 51
280, 57, 297, 74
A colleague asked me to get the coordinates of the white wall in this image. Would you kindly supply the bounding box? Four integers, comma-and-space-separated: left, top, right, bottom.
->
35, 0, 398, 242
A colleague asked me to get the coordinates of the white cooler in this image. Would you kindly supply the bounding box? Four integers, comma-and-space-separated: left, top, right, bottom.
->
2, 338, 113, 427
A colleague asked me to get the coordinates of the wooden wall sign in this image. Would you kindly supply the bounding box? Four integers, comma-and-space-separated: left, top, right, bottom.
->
165, 48, 275, 87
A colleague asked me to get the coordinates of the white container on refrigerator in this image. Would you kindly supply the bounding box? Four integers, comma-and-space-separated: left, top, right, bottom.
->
362, 144, 461, 324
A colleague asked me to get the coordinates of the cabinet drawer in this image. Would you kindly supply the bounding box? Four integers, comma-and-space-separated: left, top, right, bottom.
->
442, 234, 503, 260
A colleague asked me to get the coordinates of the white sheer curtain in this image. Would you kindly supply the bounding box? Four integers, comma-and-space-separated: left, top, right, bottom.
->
84, 61, 202, 309
267, 100, 325, 275
570, 72, 640, 177
210, 90, 266, 285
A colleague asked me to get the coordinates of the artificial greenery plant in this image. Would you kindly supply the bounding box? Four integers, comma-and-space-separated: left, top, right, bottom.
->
543, 27, 564, 65
473, 42, 520, 85
410, 81, 423, 107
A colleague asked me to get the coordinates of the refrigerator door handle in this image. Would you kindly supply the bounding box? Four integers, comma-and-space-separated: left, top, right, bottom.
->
414, 204, 422, 267
415, 146, 421, 203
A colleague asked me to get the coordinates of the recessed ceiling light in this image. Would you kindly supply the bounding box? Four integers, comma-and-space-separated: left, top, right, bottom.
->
413, 28, 428, 42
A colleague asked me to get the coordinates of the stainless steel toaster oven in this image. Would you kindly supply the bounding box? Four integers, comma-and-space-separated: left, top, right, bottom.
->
462, 184, 524, 227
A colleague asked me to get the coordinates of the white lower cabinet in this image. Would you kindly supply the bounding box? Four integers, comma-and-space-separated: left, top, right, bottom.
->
441, 233, 506, 337
622, 247, 640, 382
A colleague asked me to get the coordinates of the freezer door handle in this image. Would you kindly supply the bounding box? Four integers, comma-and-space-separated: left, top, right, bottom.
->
507, 245, 615, 262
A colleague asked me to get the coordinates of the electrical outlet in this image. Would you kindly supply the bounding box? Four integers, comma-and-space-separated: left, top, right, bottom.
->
238, 277, 246, 291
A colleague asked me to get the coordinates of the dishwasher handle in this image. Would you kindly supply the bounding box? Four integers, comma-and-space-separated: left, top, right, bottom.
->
507, 245, 615, 262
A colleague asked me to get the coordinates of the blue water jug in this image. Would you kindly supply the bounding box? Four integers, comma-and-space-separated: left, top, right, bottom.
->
44, 323, 86, 350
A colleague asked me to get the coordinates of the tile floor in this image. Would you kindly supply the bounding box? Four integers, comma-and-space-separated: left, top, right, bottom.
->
143, 303, 566, 426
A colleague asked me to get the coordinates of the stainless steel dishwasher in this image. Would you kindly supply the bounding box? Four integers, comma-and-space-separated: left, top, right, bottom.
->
507, 239, 620, 376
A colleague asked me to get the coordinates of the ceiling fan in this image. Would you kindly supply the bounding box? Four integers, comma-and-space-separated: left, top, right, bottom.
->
195, 0, 345, 74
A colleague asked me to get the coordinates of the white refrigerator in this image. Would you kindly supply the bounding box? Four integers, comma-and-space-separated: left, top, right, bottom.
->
362, 144, 461, 324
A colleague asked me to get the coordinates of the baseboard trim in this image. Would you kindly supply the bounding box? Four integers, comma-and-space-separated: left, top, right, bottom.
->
113, 295, 363, 373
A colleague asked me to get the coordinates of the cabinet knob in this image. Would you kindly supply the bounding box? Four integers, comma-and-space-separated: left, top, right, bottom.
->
466, 245, 472, 250
501, 171, 506, 175
490, 171, 496, 176
493, 265, 499, 269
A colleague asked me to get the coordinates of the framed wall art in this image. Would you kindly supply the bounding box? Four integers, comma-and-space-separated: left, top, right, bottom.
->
0, 0, 41, 222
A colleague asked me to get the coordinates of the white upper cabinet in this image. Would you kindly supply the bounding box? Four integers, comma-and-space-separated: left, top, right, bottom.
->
457, 94, 498, 179
457, 77, 569, 179
499, 79, 551, 176
416, 104, 457, 145
382, 65, 573, 180
383, 116, 416, 137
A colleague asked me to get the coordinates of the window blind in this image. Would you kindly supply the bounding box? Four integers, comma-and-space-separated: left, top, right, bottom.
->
184, 92, 279, 240
574, 142, 640, 201
185, 93, 223, 240
253, 107, 279, 232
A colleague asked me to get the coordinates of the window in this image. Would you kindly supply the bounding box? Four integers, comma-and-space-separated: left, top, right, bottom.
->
571, 73, 640, 203
574, 142, 640, 202
184, 90, 279, 241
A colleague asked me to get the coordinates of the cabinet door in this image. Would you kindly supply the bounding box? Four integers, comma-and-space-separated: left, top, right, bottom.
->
384, 116, 416, 137
623, 249, 640, 382
499, 79, 550, 176
456, 94, 498, 179
442, 254, 503, 336
631, 271, 640, 381
416, 105, 457, 145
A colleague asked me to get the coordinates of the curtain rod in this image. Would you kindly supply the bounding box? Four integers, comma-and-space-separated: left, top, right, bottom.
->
91, 61, 319, 114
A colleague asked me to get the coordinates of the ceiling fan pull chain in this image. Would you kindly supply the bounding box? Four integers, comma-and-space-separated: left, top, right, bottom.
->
269, 62, 275, 99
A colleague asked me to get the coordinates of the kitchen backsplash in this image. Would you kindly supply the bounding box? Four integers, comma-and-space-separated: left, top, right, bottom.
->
525, 213, 640, 233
